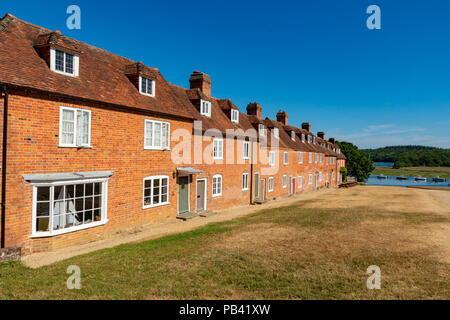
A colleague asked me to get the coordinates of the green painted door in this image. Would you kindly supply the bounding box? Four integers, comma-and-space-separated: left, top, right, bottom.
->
178, 176, 189, 214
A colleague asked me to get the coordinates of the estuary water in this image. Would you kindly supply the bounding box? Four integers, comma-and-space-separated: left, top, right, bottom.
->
366, 175, 449, 188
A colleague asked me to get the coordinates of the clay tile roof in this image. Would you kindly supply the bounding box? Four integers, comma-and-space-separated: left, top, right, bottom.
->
0, 14, 193, 120
34, 30, 81, 54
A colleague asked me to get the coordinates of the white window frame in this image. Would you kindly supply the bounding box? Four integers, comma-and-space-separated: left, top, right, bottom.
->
269, 151, 276, 167
291, 131, 295, 141
283, 152, 288, 165
212, 174, 223, 197
315, 153, 318, 164
268, 177, 274, 192
143, 175, 170, 209
243, 141, 250, 160
139, 76, 156, 97
50, 47, 79, 77
259, 124, 265, 136
319, 172, 323, 182
30, 178, 109, 238
308, 174, 313, 185
309, 152, 313, 164
200, 99, 211, 117
273, 128, 279, 139
302, 134, 305, 143
231, 109, 239, 123
59, 106, 92, 148
242, 173, 249, 191
282, 175, 287, 188
298, 176, 303, 188
299, 152, 303, 164
144, 119, 171, 150
213, 138, 224, 160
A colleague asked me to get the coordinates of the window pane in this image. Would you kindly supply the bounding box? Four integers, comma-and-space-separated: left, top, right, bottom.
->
154, 122, 161, 147
54, 186, 64, 200
85, 183, 93, 196
65, 53, 74, 74
75, 184, 84, 198
85, 197, 93, 210
37, 202, 50, 217
94, 196, 101, 209
37, 187, 50, 201
36, 217, 49, 232
53, 200, 65, 216
82, 111, 89, 145
75, 198, 84, 212
147, 79, 153, 95
65, 185, 74, 199
141, 77, 147, 93
94, 183, 101, 195
63, 109, 74, 121
66, 199, 76, 213
55, 50, 64, 71
85, 210, 93, 223
145, 121, 153, 147
94, 209, 101, 222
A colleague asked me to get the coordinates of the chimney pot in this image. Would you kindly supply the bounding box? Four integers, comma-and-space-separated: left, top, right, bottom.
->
189, 71, 212, 96
302, 122, 311, 132
317, 132, 325, 139
276, 111, 288, 125
246, 102, 262, 120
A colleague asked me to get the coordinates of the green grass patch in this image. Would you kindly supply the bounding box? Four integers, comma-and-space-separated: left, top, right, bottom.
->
373, 166, 450, 178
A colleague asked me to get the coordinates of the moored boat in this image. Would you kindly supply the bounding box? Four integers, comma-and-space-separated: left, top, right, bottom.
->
415, 176, 427, 181
432, 176, 445, 182
377, 174, 387, 179
396, 175, 408, 180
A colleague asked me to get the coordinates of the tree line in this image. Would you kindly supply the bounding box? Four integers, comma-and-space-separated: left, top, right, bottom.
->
336, 141, 374, 182
361, 145, 450, 168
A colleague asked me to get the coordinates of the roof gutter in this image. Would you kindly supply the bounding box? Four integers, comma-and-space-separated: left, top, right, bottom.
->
1, 85, 8, 248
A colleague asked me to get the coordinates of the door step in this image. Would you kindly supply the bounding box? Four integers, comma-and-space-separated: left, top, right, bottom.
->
198, 211, 217, 217
176, 213, 199, 221
254, 200, 268, 205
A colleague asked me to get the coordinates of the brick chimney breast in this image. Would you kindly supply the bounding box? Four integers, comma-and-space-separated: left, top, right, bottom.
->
189, 71, 212, 97
318, 132, 325, 139
276, 110, 288, 125
247, 102, 262, 120
302, 122, 311, 132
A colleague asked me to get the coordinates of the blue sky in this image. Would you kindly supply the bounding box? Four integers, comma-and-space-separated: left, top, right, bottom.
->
2, 0, 450, 149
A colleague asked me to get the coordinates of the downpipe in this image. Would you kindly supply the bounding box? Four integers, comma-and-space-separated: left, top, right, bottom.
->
1, 85, 8, 248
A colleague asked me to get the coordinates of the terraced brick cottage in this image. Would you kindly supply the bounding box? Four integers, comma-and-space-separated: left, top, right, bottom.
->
0, 14, 345, 256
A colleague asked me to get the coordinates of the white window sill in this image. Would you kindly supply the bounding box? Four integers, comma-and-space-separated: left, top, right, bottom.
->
51, 69, 77, 77
242, 188, 248, 191
30, 219, 108, 238
144, 146, 171, 151
139, 91, 155, 98
268, 190, 273, 193
212, 193, 222, 198
143, 202, 170, 210
213, 157, 223, 160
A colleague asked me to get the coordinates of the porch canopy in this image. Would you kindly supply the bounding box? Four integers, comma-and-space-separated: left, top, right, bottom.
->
176, 167, 203, 175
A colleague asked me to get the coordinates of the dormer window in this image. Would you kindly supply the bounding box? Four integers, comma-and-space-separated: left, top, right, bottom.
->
302, 134, 305, 143
139, 76, 155, 97
231, 109, 239, 123
259, 124, 265, 136
291, 131, 295, 141
308, 135, 312, 143
200, 100, 211, 117
273, 128, 279, 139
50, 48, 79, 77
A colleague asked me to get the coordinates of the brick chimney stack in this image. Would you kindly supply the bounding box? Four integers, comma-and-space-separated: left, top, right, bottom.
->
302, 122, 311, 132
276, 111, 288, 125
246, 102, 262, 120
329, 138, 335, 144
189, 71, 211, 96
317, 132, 325, 139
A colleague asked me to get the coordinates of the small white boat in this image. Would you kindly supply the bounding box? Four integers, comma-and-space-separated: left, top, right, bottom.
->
415, 176, 427, 181
377, 174, 387, 179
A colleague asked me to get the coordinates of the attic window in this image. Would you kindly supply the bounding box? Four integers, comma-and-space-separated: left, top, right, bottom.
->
231, 109, 239, 123
50, 48, 79, 77
307, 135, 312, 143
200, 100, 211, 117
259, 124, 265, 136
139, 76, 155, 97
291, 131, 295, 141
302, 134, 305, 143
273, 128, 279, 139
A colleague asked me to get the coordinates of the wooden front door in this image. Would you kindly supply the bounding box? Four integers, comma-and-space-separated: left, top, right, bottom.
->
178, 176, 189, 214
292, 178, 296, 195
196, 179, 206, 212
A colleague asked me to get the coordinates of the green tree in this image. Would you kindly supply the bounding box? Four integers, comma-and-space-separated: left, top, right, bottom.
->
337, 141, 374, 182
340, 167, 348, 183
